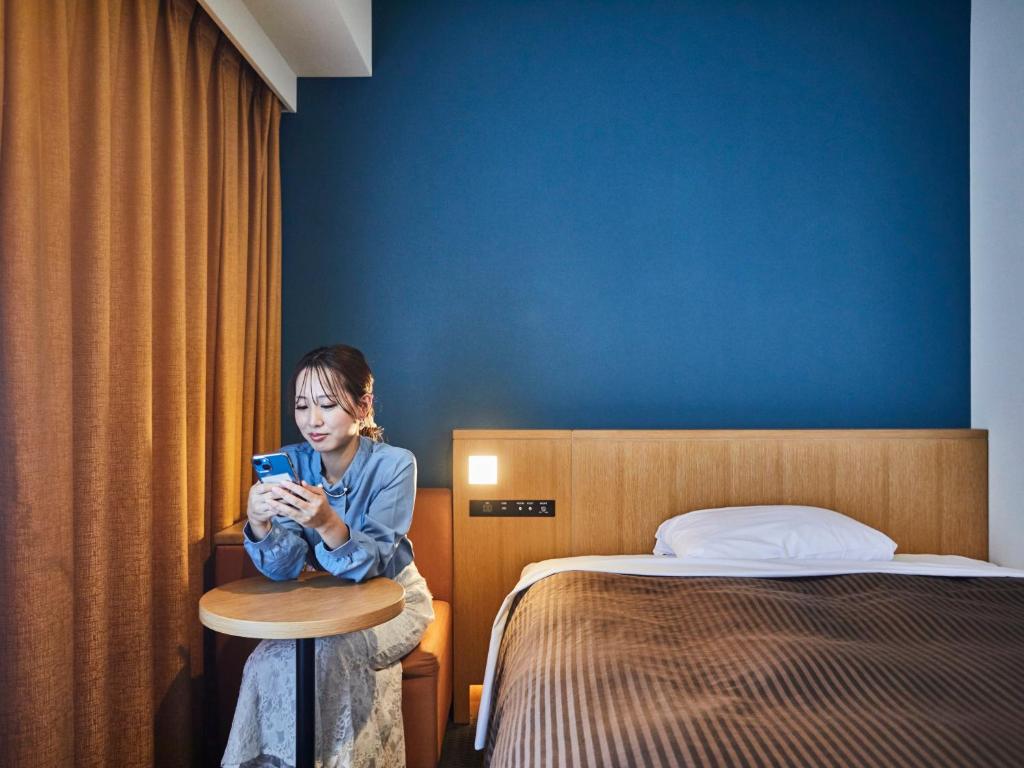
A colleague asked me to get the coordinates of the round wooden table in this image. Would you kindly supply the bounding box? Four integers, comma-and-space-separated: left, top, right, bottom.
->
199, 572, 405, 768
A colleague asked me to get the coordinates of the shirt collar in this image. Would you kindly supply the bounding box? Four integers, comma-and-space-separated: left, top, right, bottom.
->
313, 435, 371, 492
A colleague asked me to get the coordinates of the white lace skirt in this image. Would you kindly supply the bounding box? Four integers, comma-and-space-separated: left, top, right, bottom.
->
221, 561, 435, 768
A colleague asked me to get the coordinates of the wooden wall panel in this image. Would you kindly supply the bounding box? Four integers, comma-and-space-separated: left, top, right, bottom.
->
571, 432, 986, 558
729, 440, 785, 505
676, 441, 732, 513
888, 440, 943, 554
452, 429, 987, 723
452, 432, 571, 722
939, 439, 988, 558
781, 440, 836, 508
570, 440, 627, 555
833, 440, 889, 535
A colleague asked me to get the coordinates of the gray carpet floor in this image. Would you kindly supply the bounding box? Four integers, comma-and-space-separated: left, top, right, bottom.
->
438, 721, 484, 768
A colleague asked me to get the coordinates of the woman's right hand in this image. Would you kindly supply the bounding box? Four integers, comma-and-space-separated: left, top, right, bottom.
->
246, 482, 277, 540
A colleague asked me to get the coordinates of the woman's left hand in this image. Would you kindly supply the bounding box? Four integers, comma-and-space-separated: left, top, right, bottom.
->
269, 480, 349, 546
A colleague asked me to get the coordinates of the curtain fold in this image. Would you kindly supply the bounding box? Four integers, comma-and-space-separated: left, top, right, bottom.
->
0, 1, 282, 765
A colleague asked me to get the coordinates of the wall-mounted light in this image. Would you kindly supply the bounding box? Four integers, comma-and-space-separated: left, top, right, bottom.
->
468, 455, 498, 485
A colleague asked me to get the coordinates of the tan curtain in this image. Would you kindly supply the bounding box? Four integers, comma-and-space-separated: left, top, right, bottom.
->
0, 1, 281, 765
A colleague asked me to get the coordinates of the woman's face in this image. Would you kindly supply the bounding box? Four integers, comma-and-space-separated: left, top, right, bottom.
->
294, 367, 363, 453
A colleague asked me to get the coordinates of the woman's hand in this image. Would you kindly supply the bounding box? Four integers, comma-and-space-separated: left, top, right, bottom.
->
268, 480, 350, 549
246, 482, 277, 540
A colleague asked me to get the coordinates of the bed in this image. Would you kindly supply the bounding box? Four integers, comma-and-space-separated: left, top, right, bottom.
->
451, 429, 1020, 766
476, 555, 1024, 767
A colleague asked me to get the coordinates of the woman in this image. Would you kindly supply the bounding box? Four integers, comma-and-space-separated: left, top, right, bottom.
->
223, 345, 434, 768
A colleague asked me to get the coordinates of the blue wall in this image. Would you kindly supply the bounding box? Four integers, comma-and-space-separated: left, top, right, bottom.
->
281, 0, 970, 487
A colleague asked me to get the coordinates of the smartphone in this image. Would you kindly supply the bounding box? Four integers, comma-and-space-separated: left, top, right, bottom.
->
252, 452, 298, 484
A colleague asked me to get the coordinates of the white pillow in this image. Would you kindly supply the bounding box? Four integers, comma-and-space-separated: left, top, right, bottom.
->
654, 505, 897, 561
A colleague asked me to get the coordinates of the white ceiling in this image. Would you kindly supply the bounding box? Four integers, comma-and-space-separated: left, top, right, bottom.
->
199, 0, 372, 112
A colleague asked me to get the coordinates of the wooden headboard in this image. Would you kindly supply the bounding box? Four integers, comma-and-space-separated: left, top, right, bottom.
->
451, 428, 987, 722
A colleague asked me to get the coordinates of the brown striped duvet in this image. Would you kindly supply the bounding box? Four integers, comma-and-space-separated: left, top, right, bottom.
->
484, 571, 1024, 767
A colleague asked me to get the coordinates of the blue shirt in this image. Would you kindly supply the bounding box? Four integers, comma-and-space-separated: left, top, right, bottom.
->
243, 437, 417, 582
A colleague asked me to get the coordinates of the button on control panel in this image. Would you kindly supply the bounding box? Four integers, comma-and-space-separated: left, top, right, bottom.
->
470, 500, 555, 517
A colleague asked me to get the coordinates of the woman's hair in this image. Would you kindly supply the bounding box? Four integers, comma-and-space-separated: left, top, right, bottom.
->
289, 345, 384, 442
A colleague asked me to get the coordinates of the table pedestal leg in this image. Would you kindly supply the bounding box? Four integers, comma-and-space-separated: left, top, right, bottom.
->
296, 637, 315, 768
